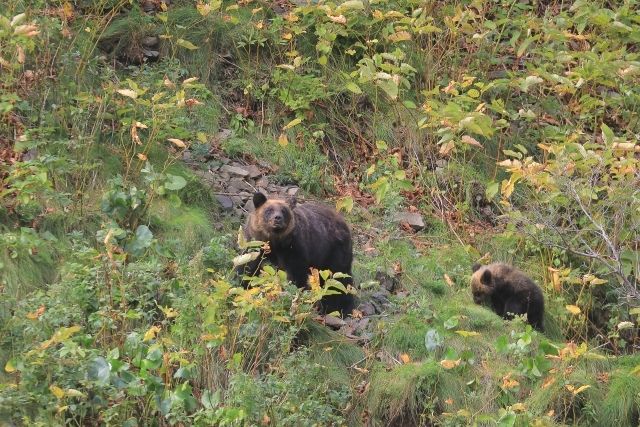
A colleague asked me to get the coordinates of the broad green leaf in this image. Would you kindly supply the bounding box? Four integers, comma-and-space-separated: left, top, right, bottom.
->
345, 82, 362, 94
485, 181, 499, 200
164, 174, 187, 191
376, 79, 398, 100
601, 123, 614, 145
176, 38, 198, 50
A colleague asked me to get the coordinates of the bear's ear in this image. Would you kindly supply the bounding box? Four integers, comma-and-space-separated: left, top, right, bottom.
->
472, 263, 482, 273
480, 269, 493, 286
286, 196, 297, 210
253, 192, 267, 209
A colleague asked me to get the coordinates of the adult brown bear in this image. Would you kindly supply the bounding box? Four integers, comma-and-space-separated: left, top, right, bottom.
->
471, 263, 544, 331
237, 193, 355, 317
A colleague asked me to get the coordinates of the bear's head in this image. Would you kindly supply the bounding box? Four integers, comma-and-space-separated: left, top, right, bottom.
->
470, 263, 494, 304
250, 192, 296, 240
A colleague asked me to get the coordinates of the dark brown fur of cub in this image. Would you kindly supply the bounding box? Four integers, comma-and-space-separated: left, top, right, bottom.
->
471, 263, 544, 331
238, 193, 355, 317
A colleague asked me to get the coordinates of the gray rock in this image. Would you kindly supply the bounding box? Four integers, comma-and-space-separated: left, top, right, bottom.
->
358, 302, 376, 316
141, 36, 159, 47
393, 212, 425, 231
244, 198, 255, 213
286, 186, 300, 197
245, 164, 262, 179
221, 164, 250, 177
320, 315, 346, 330
228, 177, 254, 193
215, 195, 233, 211
375, 270, 401, 293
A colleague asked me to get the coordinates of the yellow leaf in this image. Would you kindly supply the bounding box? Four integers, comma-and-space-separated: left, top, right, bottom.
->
566, 384, 590, 395
388, 31, 412, 42
327, 14, 347, 24
50, 385, 65, 399
143, 325, 161, 342
440, 359, 461, 369
4, 360, 16, 373
137, 153, 148, 161
160, 306, 179, 319
630, 365, 640, 376
308, 268, 321, 292
183, 77, 199, 85
116, 89, 138, 99
283, 117, 303, 130
278, 133, 288, 147
566, 304, 581, 315
282, 33, 293, 40
511, 403, 526, 412
167, 138, 187, 149
400, 353, 411, 364
501, 177, 516, 198
163, 76, 176, 89
455, 330, 480, 338
41, 326, 81, 349
65, 388, 84, 398
26, 305, 45, 319
444, 274, 454, 287
134, 121, 148, 129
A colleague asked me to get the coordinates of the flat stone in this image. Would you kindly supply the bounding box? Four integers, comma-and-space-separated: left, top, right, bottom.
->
221, 164, 250, 177
393, 212, 425, 231
228, 177, 253, 193
286, 186, 300, 196
244, 198, 255, 213
245, 164, 262, 179
215, 195, 233, 211
319, 315, 346, 330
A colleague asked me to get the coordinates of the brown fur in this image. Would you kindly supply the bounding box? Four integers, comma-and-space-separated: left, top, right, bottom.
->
238, 193, 355, 317
471, 263, 544, 331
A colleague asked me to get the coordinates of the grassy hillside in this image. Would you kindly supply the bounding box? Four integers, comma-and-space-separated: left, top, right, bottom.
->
1, 0, 639, 425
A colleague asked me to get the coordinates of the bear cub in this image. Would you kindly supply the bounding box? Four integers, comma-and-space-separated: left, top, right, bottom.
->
470, 263, 544, 331
238, 192, 355, 317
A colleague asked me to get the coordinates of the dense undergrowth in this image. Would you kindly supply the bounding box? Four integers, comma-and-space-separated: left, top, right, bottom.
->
1, 0, 639, 425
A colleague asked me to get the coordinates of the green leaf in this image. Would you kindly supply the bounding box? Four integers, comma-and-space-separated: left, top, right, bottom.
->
164, 174, 187, 191
485, 181, 499, 200
176, 38, 198, 50
201, 389, 220, 410
126, 225, 154, 256
495, 335, 509, 353
376, 79, 398, 100
403, 100, 417, 109
444, 316, 459, 330
88, 357, 111, 384
424, 329, 442, 352
345, 82, 362, 94
601, 123, 614, 145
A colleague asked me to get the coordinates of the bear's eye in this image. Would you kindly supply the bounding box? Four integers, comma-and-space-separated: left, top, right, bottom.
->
264, 207, 273, 215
